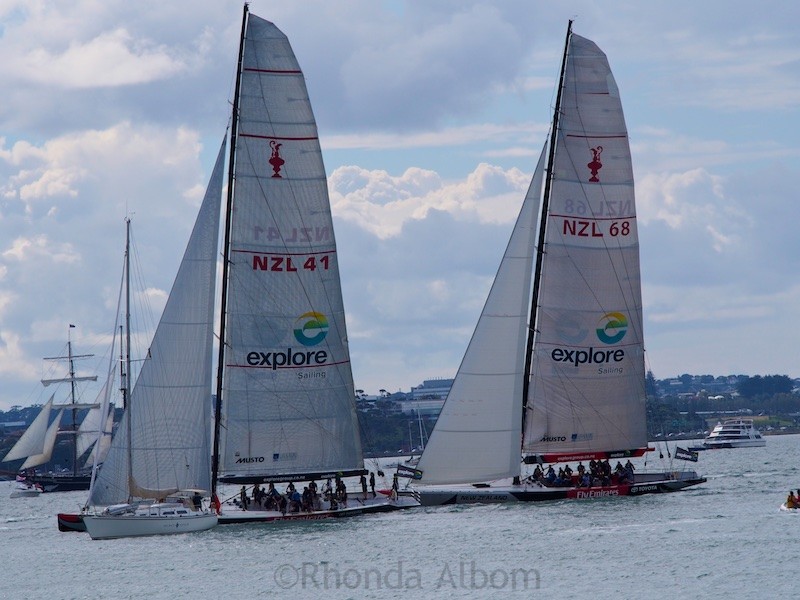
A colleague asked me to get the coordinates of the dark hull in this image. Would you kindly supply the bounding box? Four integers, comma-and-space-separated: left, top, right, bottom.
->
57, 512, 86, 532
218, 498, 415, 525
30, 474, 92, 493
413, 472, 707, 506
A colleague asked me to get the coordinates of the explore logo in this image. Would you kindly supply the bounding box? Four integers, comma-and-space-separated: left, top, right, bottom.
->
595, 312, 628, 345
294, 312, 329, 346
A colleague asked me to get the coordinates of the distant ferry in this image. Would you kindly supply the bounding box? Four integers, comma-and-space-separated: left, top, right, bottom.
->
702, 418, 766, 449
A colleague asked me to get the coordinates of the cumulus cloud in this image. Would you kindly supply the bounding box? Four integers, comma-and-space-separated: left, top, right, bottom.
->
12, 28, 186, 89
330, 163, 530, 238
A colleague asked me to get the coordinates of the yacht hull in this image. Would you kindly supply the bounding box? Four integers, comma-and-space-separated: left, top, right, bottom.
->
83, 513, 218, 540
412, 472, 707, 506
57, 512, 86, 532
218, 496, 417, 525
29, 474, 92, 493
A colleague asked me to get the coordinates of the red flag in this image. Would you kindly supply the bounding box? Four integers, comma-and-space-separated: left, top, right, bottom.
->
212, 493, 221, 514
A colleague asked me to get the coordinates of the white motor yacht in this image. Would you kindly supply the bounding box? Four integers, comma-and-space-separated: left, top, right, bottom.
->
703, 418, 765, 449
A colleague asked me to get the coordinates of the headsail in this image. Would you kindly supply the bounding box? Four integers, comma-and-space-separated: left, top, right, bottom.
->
415, 146, 546, 485
20, 408, 64, 470
88, 137, 225, 506
216, 13, 363, 484
2, 396, 55, 463
522, 33, 647, 461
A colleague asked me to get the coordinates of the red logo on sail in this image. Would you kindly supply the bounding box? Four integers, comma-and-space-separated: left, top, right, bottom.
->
587, 146, 603, 182
269, 140, 285, 178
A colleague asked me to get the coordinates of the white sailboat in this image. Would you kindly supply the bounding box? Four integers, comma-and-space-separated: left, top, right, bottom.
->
81, 138, 226, 539
410, 22, 706, 505
210, 6, 413, 524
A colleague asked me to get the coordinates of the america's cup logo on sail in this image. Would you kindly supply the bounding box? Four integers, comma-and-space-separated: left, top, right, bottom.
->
268, 139, 285, 178
587, 146, 603, 182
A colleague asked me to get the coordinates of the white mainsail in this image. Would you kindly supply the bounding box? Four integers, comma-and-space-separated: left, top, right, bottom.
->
415, 146, 546, 485
216, 14, 363, 483
88, 137, 225, 506
2, 396, 55, 463
522, 33, 647, 460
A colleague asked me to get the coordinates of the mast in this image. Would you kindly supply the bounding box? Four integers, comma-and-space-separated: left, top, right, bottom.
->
123, 217, 133, 498
212, 2, 248, 496
67, 330, 77, 476
521, 20, 573, 426
42, 325, 96, 476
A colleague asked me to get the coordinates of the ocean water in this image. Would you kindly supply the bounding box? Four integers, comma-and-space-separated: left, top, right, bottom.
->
2, 435, 798, 600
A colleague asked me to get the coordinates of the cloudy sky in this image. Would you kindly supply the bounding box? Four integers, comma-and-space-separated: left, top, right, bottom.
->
0, 0, 798, 411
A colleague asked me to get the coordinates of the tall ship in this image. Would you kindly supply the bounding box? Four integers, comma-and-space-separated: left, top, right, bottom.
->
3, 328, 115, 493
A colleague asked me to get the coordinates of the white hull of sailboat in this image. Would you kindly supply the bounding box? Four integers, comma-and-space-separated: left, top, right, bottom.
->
411, 471, 706, 506
218, 495, 417, 525
83, 512, 218, 540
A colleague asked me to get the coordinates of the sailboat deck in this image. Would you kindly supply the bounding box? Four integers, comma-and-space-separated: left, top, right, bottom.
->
217, 495, 416, 524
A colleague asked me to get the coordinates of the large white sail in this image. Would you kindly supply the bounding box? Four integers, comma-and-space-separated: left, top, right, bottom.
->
21, 408, 64, 470
88, 138, 225, 506
523, 34, 647, 460
2, 396, 54, 463
217, 14, 363, 483
415, 147, 546, 485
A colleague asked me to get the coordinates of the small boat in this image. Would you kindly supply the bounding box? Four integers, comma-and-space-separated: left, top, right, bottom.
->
702, 418, 765, 449
56, 512, 86, 532
82, 143, 225, 539
407, 22, 706, 505
10, 479, 43, 498
209, 6, 417, 524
